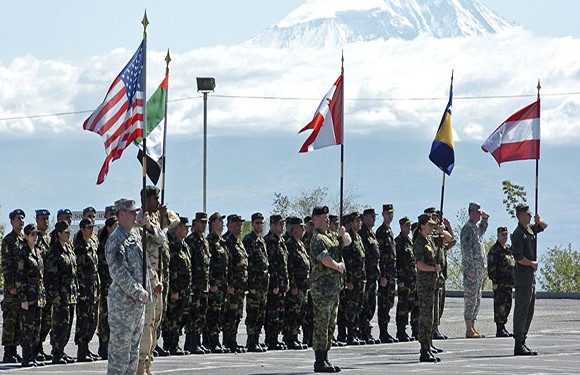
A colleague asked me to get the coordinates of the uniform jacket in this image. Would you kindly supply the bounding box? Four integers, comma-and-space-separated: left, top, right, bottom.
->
243, 231, 269, 292
185, 231, 210, 292
265, 231, 289, 290
286, 236, 311, 291
376, 223, 397, 281
45, 241, 78, 305
16, 241, 46, 307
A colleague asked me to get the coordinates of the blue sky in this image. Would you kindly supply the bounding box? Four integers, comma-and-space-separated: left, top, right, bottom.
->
0, 0, 579, 258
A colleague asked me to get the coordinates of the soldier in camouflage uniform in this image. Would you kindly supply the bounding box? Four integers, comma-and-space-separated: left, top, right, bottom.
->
206, 212, 230, 353
97, 215, 117, 359
45, 221, 77, 364
376, 204, 398, 343
184, 212, 211, 355
2, 209, 25, 363
301, 216, 314, 347
487, 226, 515, 338
73, 206, 98, 246
284, 216, 310, 350
34, 209, 53, 361
49, 209, 73, 247
341, 212, 366, 345
243, 212, 269, 352
264, 214, 289, 350
74, 218, 101, 362
223, 214, 249, 353
310, 206, 350, 373
395, 216, 417, 342
163, 217, 192, 355
106, 198, 155, 375
16, 224, 46, 367
359, 208, 381, 344
460, 202, 489, 338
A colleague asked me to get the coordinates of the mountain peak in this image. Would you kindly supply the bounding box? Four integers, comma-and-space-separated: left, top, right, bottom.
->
246, 0, 515, 48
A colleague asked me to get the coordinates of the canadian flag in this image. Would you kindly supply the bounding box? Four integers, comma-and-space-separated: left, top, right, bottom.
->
298, 75, 343, 153
481, 100, 540, 165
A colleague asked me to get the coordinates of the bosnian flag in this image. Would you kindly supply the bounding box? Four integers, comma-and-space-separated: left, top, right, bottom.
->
481, 100, 540, 165
298, 75, 343, 153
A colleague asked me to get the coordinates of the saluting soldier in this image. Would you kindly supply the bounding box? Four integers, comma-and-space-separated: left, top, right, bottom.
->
376, 204, 398, 344
74, 218, 101, 362
2, 209, 26, 364
243, 212, 269, 352
223, 214, 249, 353
45, 221, 77, 364
35, 209, 53, 362
264, 214, 289, 350
284, 216, 310, 350
487, 226, 515, 338
359, 208, 381, 344
16, 224, 46, 367
184, 212, 211, 355
97, 215, 118, 359
163, 217, 192, 355
394, 216, 417, 342
206, 212, 230, 353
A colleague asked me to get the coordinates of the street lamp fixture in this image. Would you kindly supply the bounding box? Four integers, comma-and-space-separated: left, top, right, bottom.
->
197, 77, 216, 212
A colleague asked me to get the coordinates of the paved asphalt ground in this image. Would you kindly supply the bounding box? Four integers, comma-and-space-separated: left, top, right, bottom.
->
0, 296, 578, 374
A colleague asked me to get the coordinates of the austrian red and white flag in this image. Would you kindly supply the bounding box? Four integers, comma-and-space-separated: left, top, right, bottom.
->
481, 100, 540, 165
298, 75, 343, 153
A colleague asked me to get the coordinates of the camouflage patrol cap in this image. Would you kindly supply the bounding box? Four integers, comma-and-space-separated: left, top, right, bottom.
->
329, 215, 339, 225
115, 198, 140, 212
304, 216, 312, 224
312, 206, 329, 216
423, 207, 437, 214
363, 208, 377, 216
497, 226, 508, 234
54, 221, 71, 233
251, 212, 264, 222
227, 214, 244, 223
194, 212, 208, 222
208, 212, 226, 223
35, 209, 50, 217
23, 224, 41, 236
9, 209, 25, 220
398, 216, 411, 225
382, 204, 394, 213
141, 185, 160, 198
105, 216, 118, 227
170, 216, 191, 229
515, 205, 531, 216
342, 213, 353, 224
468, 202, 481, 212
79, 218, 94, 228
270, 214, 284, 224
287, 217, 303, 226
418, 214, 437, 226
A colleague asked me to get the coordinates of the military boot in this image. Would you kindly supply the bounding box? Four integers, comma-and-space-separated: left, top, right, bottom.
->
336, 324, 347, 344
136, 359, 146, 375
21, 346, 36, 368
379, 329, 397, 344
77, 343, 94, 362
471, 321, 485, 338
419, 344, 438, 363
314, 351, 335, 373
410, 322, 420, 340
465, 321, 484, 338
396, 326, 413, 342
246, 334, 265, 352
496, 323, 510, 337
324, 351, 341, 372
189, 334, 205, 355
514, 341, 533, 356
98, 339, 108, 359
3, 345, 19, 363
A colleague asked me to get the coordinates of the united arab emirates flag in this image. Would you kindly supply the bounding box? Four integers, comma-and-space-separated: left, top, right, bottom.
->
135, 74, 168, 185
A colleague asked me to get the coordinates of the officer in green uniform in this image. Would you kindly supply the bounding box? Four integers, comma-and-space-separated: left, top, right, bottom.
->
34, 209, 53, 362
301, 216, 314, 347
284, 216, 310, 350
223, 214, 249, 353
2, 208, 26, 363
395, 216, 417, 342
16, 224, 46, 367
359, 208, 381, 344
74, 218, 101, 362
487, 226, 515, 337
163, 217, 192, 355
243, 213, 269, 353
310, 205, 350, 373
184, 212, 211, 355
376, 204, 398, 343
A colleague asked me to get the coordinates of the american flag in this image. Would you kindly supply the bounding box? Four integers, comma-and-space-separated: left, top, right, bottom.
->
83, 41, 145, 184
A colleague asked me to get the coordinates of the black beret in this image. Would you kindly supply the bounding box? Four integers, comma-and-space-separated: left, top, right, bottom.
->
251, 212, 265, 222
382, 204, 394, 213
497, 226, 508, 234
363, 208, 376, 216
9, 209, 25, 220
270, 214, 284, 224
227, 214, 244, 223
312, 206, 329, 216
35, 209, 50, 217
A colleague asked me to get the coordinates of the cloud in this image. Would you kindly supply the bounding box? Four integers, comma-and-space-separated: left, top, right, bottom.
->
1, 28, 579, 144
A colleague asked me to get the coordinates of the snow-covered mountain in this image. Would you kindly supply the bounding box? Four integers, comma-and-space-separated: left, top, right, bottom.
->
246, 0, 515, 48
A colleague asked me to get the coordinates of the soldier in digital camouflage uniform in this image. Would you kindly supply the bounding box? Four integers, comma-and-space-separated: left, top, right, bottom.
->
284, 216, 310, 350
184, 212, 211, 355
487, 226, 515, 338
264, 214, 289, 350
511, 205, 547, 356
206, 212, 230, 353
16, 224, 46, 367
341, 212, 366, 346
106, 198, 155, 375
394, 216, 417, 342
45, 221, 77, 364
2, 209, 25, 363
358, 208, 381, 344
460, 202, 489, 338
243, 212, 269, 352
223, 214, 249, 353
310, 206, 350, 373
376, 204, 398, 344
74, 218, 101, 362
163, 217, 192, 355
97, 215, 117, 359
34, 209, 53, 361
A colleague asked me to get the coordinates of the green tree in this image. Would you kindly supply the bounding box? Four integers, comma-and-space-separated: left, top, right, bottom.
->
271, 186, 361, 219
502, 180, 528, 218
539, 244, 580, 292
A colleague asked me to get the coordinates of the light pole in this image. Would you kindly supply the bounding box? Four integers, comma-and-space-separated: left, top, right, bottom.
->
196, 77, 215, 212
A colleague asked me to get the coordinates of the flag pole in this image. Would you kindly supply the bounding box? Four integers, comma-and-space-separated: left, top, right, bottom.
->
141, 11, 149, 288
535, 79, 541, 252
339, 51, 345, 225
439, 70, 453, 220
160, 50, 171, 206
